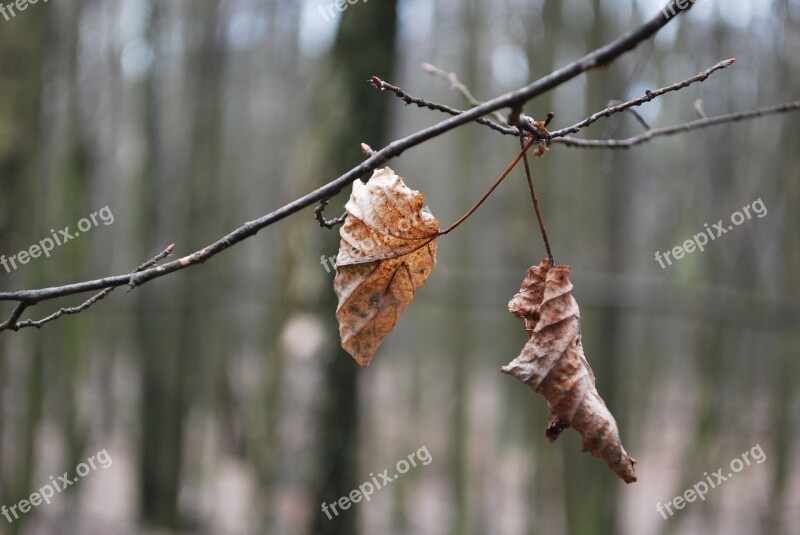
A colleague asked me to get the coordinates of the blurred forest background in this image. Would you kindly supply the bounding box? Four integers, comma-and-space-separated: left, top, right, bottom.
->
0, 0, 799, 534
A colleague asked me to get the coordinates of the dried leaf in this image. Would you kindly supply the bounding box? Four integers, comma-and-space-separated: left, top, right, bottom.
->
501, 259, 637, 483
334, 167, 439, 367
533, 141, 549, 158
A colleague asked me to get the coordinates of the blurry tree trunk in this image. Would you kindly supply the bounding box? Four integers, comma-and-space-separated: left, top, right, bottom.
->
41, 0, 91, 499
448, 2, 481, 533
563, 1, 629, 532
138, 0, 226, 529
309, 2, 399, 534
0, 14, 47, 535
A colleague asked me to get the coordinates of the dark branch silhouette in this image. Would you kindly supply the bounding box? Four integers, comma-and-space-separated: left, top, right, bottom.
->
0, 245, 174, 332
551, 101, 800, 148
3, 0, 793, 333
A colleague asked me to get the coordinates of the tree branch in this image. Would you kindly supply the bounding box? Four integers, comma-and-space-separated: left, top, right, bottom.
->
0, 244, 175, 333
421, 62, 510, 125
551, 100, 800, 148
371, 75, 519, 136
0, 0, 702, 331
378, 57, 744, 147
547, 58, 736, 139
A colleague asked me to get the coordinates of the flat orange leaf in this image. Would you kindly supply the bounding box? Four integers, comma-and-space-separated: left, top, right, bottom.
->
334, 167, 439, 367
501, 259, 637, 483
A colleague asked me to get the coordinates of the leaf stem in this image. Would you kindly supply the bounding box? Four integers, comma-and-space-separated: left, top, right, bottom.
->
519, 133, 554, 264
439, 136, 536, 235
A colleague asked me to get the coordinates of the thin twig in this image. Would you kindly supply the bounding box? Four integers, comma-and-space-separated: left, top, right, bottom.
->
694, 99, 707, 118
421, 62, 510, 125
1, 244, 175, 333
440, 136, 537, 235
312, 140, 379, 228
371, 76, 520, 136
519, 133, 554, 264
620, 105, 651, 131
547, 58, 735, 139
421, 63, 484, 107
314, 198, 347, 229
552, 100, 800, 148
0, 303, 29, 332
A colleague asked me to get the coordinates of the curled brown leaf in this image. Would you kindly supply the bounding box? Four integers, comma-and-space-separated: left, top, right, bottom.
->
501, 259, 637, 483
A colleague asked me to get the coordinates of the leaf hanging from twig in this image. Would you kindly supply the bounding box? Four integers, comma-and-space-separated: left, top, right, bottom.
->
334, 167, 439, 367
501, 259, 637, 483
